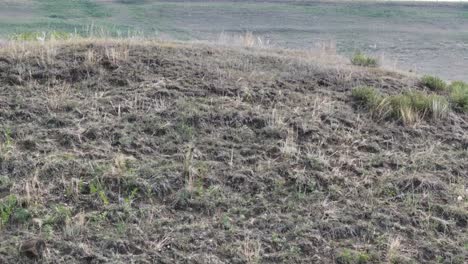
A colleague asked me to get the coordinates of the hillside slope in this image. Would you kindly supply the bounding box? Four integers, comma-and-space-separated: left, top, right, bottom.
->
0, 40, 466, 263
2, 1, 468, 81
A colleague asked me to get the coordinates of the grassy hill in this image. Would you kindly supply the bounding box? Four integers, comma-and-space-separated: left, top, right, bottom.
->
0, 39, 466, 263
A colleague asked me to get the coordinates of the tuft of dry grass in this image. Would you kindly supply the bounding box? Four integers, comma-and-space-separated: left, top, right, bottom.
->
104, 45, 130, 63
240, 238, 261, 264
281, 129, 299, 157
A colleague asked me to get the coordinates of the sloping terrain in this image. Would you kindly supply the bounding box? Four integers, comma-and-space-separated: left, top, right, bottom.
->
1, 1, 468, 81
0, 40, 466, 263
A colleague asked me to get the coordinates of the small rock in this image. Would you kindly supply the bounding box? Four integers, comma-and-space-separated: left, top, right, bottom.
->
20, 239, 46, 259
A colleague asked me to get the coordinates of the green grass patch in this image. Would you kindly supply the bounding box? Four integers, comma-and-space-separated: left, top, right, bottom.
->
390, 91, 449, 123
421, 75, 447, 91
0, 195, 18, 228
336, 249, 374, 264
351, 52, 378, 67
352, 86, 450, 124
351, 86, 383, 107
448, 81, 468, 112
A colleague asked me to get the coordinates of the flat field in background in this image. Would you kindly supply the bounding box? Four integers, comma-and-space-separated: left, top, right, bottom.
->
0, 0, 467, 80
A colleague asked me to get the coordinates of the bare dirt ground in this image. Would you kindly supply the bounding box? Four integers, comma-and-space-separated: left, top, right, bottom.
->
0, 40, 466, 263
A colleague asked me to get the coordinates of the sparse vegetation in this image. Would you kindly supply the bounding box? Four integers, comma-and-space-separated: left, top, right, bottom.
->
351, 52, 378, 67
0, 39, 466, 263
336, 249, 373, 264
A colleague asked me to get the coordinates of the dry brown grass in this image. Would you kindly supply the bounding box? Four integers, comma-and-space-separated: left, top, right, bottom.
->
0, 38, 465, 264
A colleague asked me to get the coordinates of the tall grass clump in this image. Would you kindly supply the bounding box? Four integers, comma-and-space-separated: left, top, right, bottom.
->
352, 86, 391, 119
351, 52, 378, 67
389, 91, 449, 124
351, 86, 383, 107
448, 81, 468, 112
421, 75, 447, 91
352, 87, 449, 124
429, 95, 450, 119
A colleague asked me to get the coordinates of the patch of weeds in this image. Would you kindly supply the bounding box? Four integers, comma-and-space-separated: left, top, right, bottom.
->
42, 224, 54, 240
0, 195, 17, 228
115, 220, 127, 235
448, 81, 468, 112
421, 75, 447, 91
435, 255, 465, 264
123, 188, 139, 206
0, 128, 14, 157
12, 207, 31, 225
90, 178, 109, 205
89, 211, 108, 224
351, 52, 378, 67
45, 204, 72, 226
336, 249, 373, 264
0, 195, 31, 227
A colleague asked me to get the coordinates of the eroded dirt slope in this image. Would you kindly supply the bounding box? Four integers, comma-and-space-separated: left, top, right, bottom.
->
0, 41, 466, 263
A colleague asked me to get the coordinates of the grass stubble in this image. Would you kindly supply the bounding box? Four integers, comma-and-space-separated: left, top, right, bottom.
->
0, 36, 466, 263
